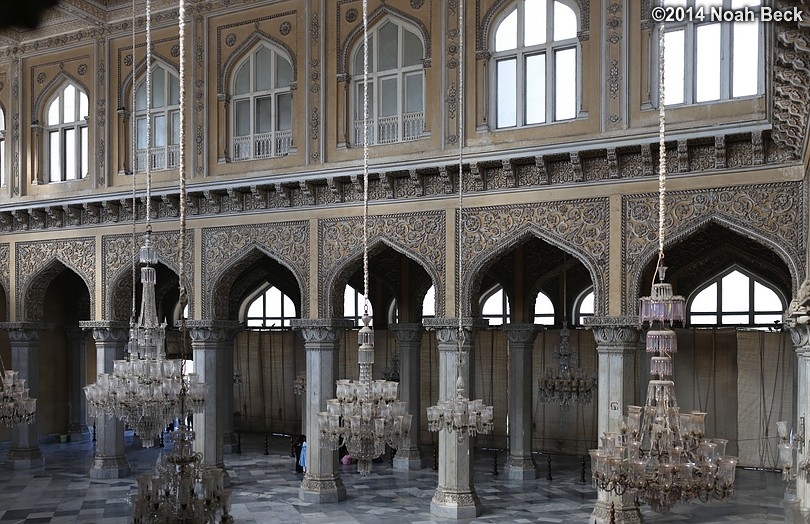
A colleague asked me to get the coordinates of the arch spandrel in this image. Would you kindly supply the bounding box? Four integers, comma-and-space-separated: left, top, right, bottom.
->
16, 238, 95, 322
201, 221, 309, 320
319, 211, 446, 319
623, 181, 807, 316
460, 199, 610, 318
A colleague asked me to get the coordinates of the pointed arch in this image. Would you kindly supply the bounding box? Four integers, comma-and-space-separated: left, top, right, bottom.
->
478, 0, 588, 52
220, 30, 297, 94
33, 72, 89, 122
118, 52, 178, 110
21, 258, 94, 322
106, 258, 190, 322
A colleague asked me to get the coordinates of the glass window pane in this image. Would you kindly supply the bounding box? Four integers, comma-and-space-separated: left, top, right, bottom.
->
525, 0, 547, 46
732, 0, 760, 7
695, 0, 722, 10
691, 283, 717, 312
722, 314, 749, 324
135, 83, 147, 111
276, 54, 293, 88
579, 291, 595, 315
497, 58, 517, 127
732, 20, 759, 97
169, 74, 180, 106
664, 29, 685, 105
256, 97, 273, 133
48, 99, 60, 126
722, 271, 749, 312
690, 314, 717, 325
754, 282, 782, 311
378, 22, 399, 71
247, 295, 264, 318
171, 111, 180, 145
80, 125, 88, 177
695, 23, 721, 102
403, 29, 423, 67
277, 93, 292, 130
555, 47, 576, 120
482, 289, 504, 315
246, 318, 263, 327
49, 131, 60, 182
423, 285, 435, 317
755, 314, 781, 325
343, 285, 356, 317
537, 315, 555, 326
256, 47, 272, 91
63, 85, 76, 122
136, 117, 147, 149
525, 53, 546, 124
405, 73, 423, 113
357, 82, 374, 119
234, 62, 251, 95
354, 44, 366, 75
65, 128, 76, 180
553, 1, 577, 41
380, 77, 397, 117
283, 293, 296, 317
79, 92, 89, 120
495, 9, 518, 51
154, 114, 167, 147
234, 99, 250, 136
535, 291, 554, 316
0, 108, 4, 132
152, 67, 166, 108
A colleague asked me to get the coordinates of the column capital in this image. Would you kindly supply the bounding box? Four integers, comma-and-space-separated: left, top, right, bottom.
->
502, 323, 542, 344
423, 317, 488, 348
292, 318, 353, 345
583, 316, 640, 349
186, 320, 240, 343
785, 320, 810, 355
389, 323, 424, 344
0, 322, 52, 343
79, 320, 130, 343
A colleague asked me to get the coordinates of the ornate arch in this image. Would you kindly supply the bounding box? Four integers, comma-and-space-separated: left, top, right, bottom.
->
477, 0, 590, 52
338, 5, 431, 76
623, 183, 806, 316
16, 238, 95, 322
219, 30, 298, 94
201, 222, 309, 320
32, 72, 90, 122
118, 53, 179, 110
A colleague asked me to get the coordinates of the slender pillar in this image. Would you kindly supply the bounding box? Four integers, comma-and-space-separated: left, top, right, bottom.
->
291, 319, 352, 503
66, 328, 90, 441
221, 326, 237, 454
187, 321, 239, 474
0, 322, 49, 469
424, 318, 486, 520
391, 323, 424, 470
502, 323, 541, 480
788, 320, 810, 510
80, 321, 131, 478
584, 316, 641, 524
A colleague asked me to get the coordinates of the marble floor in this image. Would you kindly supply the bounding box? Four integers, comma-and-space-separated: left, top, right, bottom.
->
0, 432, 793, 523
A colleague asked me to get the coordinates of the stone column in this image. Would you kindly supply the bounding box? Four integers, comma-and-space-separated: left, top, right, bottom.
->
788, 321, 810, 510
66, 328, 90, 441
187, 321, 239, 473
584, 316, 641, 524
502, 323, 541, 480
291, 319, 352, 503
391, 323, 424, 470
423, 318, 487, 520
0, 322, 49, 469
80, 321, 131, 478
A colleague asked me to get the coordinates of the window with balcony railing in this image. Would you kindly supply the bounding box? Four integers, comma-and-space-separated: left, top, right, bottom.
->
351, 19, 425, 147
134, 64, 180, 172
231, 44, 293, 161
45, 83, 89, 182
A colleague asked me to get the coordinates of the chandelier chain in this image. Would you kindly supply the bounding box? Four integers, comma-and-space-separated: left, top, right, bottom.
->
657, 21, 666, 273
456, 0, 465, 372
362, 0, 370, 315
178, 0, 187, 315
145, 0, 152, 232
130, 0, 137, 325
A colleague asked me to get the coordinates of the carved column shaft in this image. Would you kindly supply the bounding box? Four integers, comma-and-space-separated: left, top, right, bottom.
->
30, 124, 43, 185
66, 329, 89, 439
216, 94, 230, 163
789, 322, 810, 510
391, 323, 424, 470
292, 319, 352, 503
503, 324, 541, 480
117, 109, 130, 175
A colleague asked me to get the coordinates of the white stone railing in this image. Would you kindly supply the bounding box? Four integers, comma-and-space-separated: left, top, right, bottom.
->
233, 130, 293, 161
353, 111, 424, 146
136, 146, 179, 171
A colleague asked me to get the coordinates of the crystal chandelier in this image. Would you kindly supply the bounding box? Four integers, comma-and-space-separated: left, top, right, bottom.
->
0, 361, 37, 427
539, 271, 596, 408
589, 22, 737, 514
425, 0, 494, 442
316, 0, 412, 477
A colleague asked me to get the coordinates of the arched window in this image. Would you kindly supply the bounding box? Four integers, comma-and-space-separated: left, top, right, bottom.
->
0, 106, 5, 186
660, 0, 763, 105
351, 18, 425, 146
481, 285, 510, 326
344, 284, 374, 326
231, 44, 293, 161
534, 290, 555, 325
45, 84, 89, 182
688, 268, 785, 327
423, 284, 436, 319
574, 288, 594, 325
244, 285, 297, 328
492, 0, 579, 129
135, 64, 180, 171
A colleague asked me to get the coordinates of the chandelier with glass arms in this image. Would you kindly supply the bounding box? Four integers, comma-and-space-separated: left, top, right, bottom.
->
0, 354, 36, 428
316, 0, 412, 477
425, 0, 494, 441
589, 23, 737, 514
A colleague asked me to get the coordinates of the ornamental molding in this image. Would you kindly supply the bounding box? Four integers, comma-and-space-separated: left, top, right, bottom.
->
771, 4, 810, 159
0, 243, 8, 320
102, 231, 195, 321
389, 323, 425, 344
787, 323, 810, 353
319, 211, 445, 319
461, 199, 610, 318
202, 221, 309, 320
16, 238, 95, 321
0, 322, 52, 343
291, 318, 354, 346
623, 181, 807, 316
186, 320, 241, 343
502, 323, 542, 344
79, 320, 130, 344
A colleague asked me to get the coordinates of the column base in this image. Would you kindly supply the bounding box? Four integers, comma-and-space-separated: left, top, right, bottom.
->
299, 476, 347, 503
393, 447, 424, 471
89, 456, 131, 479
5, 448, 44, 469
430, 486, 482, 520
504, 456, 538, 480
590, 492, 642, 524
68, 426, 91, 443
